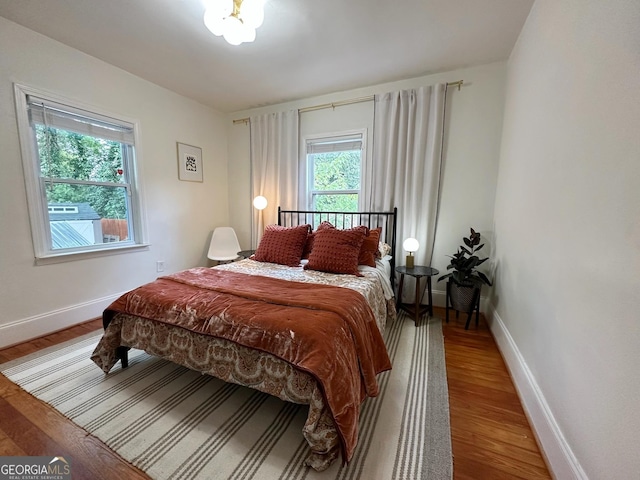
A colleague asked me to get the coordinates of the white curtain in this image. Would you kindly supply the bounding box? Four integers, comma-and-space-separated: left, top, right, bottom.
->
250, 110, 299, 247
365, 84, 447, 300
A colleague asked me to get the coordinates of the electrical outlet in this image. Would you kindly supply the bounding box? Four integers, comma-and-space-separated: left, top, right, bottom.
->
156, 260, 165, 273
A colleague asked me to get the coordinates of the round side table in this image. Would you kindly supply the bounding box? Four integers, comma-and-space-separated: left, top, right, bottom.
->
395, 265, 439, 324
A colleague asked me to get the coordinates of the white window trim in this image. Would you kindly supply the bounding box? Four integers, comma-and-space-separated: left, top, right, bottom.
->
303, 128, 367, 211
13, 83, 149, 264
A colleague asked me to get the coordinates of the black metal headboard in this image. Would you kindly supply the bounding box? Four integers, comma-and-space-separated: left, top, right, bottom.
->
277, 207, 398, 282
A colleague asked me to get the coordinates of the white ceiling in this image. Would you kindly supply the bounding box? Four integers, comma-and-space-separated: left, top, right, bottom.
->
0, 0, 533, 113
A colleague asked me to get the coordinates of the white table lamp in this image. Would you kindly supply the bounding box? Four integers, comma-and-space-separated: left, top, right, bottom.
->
403, 237, 419, 268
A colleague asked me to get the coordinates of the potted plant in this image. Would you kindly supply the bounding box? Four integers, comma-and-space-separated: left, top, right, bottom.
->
438, 228, 492, 328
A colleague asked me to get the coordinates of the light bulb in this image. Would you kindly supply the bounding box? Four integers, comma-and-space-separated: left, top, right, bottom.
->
203, 9, 225, 36
203, 0, 233, 18
241, 25, 256, 43
222, 16, 244, 45
240, 0, 264, 29
253, 195, 267, 210
403, 237, 419, 253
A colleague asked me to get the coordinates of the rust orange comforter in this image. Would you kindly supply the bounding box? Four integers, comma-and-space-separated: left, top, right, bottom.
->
102, 267, 391, 462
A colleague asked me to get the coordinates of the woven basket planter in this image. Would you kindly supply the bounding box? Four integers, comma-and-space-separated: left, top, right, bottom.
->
448, 281, 480, 313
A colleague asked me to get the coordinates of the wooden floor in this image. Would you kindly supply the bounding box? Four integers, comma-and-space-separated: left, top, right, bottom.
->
440, 307, 551, 480
0, 310, 551, 479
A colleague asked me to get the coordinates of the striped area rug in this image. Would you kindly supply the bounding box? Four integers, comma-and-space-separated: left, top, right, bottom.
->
0, 312, 452, 480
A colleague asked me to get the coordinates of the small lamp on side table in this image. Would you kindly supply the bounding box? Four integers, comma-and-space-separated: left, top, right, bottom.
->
403, 237, 419, 268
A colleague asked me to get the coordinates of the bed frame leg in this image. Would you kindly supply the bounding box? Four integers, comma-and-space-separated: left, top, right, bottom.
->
116, 346, 129, 368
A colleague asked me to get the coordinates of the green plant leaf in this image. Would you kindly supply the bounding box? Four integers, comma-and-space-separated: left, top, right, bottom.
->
465, 256, 480, 269
444, 228, 491, 288
477, 271, 492, 286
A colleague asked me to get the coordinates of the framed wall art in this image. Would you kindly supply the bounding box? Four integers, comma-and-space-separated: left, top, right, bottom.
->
177, 142, 203, 182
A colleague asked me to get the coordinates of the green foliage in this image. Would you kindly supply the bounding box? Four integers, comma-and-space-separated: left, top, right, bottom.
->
314, 193, 358, 213
311, 150, 360, 213
438, 228, 492, 287
312, 151, 360, 190
36, 126, 127, 219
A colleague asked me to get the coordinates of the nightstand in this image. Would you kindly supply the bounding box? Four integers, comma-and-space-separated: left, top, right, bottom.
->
395, 265, 439, 324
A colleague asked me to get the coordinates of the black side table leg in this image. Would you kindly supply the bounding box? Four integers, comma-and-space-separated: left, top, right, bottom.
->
413, 276, 421, 325
427, 277, 433, 317
396, 274, 405, 312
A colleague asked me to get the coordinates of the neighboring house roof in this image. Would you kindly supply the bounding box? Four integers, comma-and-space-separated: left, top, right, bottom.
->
48, 203, 101, 221
50, 222, 92, 249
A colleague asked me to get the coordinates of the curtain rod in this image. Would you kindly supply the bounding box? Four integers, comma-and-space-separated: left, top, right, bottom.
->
232, 79, 464, 124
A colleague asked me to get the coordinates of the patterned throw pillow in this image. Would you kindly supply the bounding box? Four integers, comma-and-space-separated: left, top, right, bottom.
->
253, 224, 310, 267
358, 227, 382, 267
378, 241, 392, 257
304, 224, 367, 276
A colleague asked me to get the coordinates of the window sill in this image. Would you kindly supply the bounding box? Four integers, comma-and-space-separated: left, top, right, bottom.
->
35, 243, 150, 266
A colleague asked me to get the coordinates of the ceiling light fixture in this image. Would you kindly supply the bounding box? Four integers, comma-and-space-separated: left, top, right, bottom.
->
203, 0, 265, 46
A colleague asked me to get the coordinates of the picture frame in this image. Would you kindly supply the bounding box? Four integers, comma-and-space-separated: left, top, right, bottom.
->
177, 142, 203, 182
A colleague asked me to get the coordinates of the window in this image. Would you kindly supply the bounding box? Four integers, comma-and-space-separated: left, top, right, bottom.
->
14, 84, 147, 261
306, 132, 364, 213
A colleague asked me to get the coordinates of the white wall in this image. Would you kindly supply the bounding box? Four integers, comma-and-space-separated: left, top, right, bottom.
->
0, 17, 229, 347
226, 62, 507, 306
492, 1, 640, 478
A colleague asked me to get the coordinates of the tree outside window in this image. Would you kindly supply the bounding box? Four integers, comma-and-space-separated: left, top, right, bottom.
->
306, 132, 364, 224
14, 84, 146, 260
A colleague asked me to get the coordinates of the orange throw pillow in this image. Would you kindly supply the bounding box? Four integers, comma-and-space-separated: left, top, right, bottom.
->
304, 224, 367, 276
254, 224, 310, 266
302, 221, 339, 259
302, 231, 315, 259
359, 227, 382, 267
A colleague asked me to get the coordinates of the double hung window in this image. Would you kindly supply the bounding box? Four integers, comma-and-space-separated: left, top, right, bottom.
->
14, 85, 146, 261
305, 132, 364, 213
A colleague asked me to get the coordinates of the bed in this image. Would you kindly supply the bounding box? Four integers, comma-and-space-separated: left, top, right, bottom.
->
91, 208, 397, 471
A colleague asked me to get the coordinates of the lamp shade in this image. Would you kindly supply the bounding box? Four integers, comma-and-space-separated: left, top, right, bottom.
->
253, 195, 267, 210
403, 237, 419, 253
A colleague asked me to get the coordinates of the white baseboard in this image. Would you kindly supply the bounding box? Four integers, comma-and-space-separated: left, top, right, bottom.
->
0, 293, 123, 349
487, 304, 588, 480
432, 288, 447, 308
